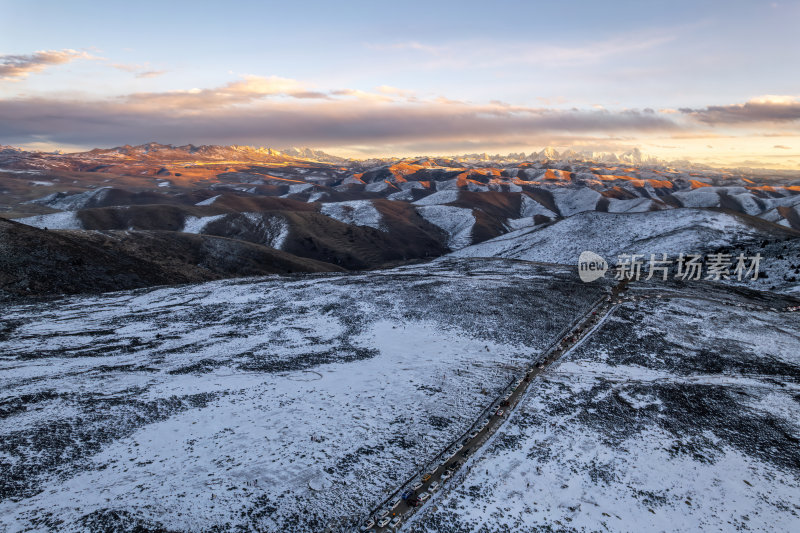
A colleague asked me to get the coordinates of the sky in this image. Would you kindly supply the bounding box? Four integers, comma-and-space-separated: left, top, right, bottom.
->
1, 0, 799, 167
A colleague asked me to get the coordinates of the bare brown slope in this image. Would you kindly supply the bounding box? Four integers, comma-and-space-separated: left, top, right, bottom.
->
74, 196, 318, 230
442, 191, 524, 245
201, 195, 318, 213
74, 200, 450, 270
0, 218, 342, 297
447, 191, 524, 219
370, 199, 452, 246
277, 210, 448, 269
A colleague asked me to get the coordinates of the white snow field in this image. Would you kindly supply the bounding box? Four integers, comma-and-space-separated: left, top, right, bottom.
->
412, 190, 461, 206
13, 211, 84, 230
410, 292, 800, 532
550, 188, 602, 217
26, 187, 114, 211
416, 205, 476, 250
181, 214, 226, 234
451, 208, 779, 264
320, 200, 385, 231
0, 259, 603, 532
181, 212, 290, 250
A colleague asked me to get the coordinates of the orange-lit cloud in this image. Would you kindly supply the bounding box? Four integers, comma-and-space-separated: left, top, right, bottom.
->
680, 95, 800, 124
1, 75, 799, 168
124, 75, 331, 109
0, 49, 94, 81
0, 87, 680, 151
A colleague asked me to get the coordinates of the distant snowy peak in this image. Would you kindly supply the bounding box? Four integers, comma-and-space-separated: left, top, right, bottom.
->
279, 147, 347, 163
81, 143, 341, 164
538, 146, 560, 160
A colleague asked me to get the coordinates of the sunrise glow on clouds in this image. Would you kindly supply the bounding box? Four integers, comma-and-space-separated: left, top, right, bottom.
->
1, 0, 799, 168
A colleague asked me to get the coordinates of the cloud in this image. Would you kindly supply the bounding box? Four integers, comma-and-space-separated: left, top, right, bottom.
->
123, 75, 331, 109
369, 31, 677, 70
330, 88, 393, 102
375, 85, 416, 100
110, 63, 143, 73
0, 88, 681, 153
110, 62, 167, 78
0, 76, 795, 163
681, 95, 800, 124
135, 70, 167, 79
0, 49, 93, 80
774, 144, 791, 149
120, 76, 422, 110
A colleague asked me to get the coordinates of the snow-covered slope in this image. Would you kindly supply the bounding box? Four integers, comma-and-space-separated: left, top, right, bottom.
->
181, 214, 225, 234
320, 200, 384, 231
412, 293, 800, 532
0, 259, 603, 532
416, 205, 476, 250
413, 190, 461, 206
195, 194, 221, 206
551, 187, 602, 217
606, 197, 654, 213
14, 211, 83, 230
184, 212, 290, 250
27, 187, 114, 210
519, 194, 557, 219
451, 209, 783, 264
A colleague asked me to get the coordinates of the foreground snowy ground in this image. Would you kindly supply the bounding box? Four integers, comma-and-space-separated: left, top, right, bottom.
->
410, 289, 800, 532
0, 259, 605, 532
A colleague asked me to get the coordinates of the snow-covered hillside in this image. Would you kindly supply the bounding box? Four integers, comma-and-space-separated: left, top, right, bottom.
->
416, 205, 476, 250
411, 292, 800, 532
320, 200, 385, 231
0, 259, 603, 532
452, 209, 789, 265
27, 187, 114, 211
12, 211, 83, 230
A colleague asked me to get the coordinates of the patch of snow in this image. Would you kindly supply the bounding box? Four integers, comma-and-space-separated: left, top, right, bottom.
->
452, 208, 767, 264
26, 187, 113, 210
182, 214, 225, 234
14, 211, 83, 230
195, 195, 221, 206
550, 188, 602, 217
320, 200, 384, 231
505, 217, 538, 231
411, 296, 800, 533
365, 181, 391, 193
412, 190, 460, 206
286, 183, 314, 195
0, 168, 42, 174
519, 194, 556, 218
242, 213, 290, 249
387, 189, 416, 202
417, 205, 475, 250
673, 188, 721, 208
0, 262, 581, 532
607, 197, 653, 213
